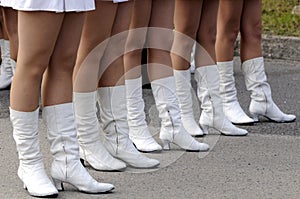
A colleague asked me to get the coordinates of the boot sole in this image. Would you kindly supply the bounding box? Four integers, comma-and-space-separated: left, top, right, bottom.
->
80, 158, 127, 172
232, 122, 255, 126
133, 143, 162, 154
254, 116, 296, 123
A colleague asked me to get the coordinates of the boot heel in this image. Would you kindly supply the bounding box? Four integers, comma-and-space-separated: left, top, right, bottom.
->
80, 158, 85, 167
52, 178, 64, 191
201, 125, 209, 135
251, 113, 259, 122
161, 139, 171, 150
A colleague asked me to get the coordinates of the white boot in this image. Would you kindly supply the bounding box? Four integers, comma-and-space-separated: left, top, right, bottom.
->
11, 58, 16, 75
242, 57, 296, 122
97, 86, 160, 168
43, 103, 114, 193
217, 61, 254, 125
151, 76, 209, 151
10, 107, 58, 197
126, 77, 162, 152
0, 40, 13, 89
73, 92, 127, 171
194, 65, 248, 136
173, 69, 204, 136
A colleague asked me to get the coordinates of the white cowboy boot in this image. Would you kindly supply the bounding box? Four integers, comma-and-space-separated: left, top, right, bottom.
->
194, 65, 248, 136
0, 40, 13, 89
151, 76, 209, 151
43, 103, 114, 193
173, 69, 204, 136
73, 92, 127, 171
242, 57, 296, 122
217, 60, 254, 125
10, 107, 58, 197
97, 85, 160, 168
125, 77, 162, 152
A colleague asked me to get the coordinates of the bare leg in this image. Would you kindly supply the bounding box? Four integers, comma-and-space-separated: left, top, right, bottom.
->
195, 0, 219, 67
215, 0, 243, 62
147, 0, 174, 81
73, 1, 117, 92
10, 11, 64, 111
124, 0, 152, 80
171, 0, 203, 70
42, 12, 85, 106
98, 1, 134, 87
2, 7, 18, 61
240, 0, 262, 62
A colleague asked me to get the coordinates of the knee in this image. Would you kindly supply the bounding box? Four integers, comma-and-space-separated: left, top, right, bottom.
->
106, 33, 128, 59
241, 21, 262, 42
175, 22, 198, 39
147, 29, 173, 52
218, 20, 240, 44
126, 29, 147, 52
49, 50, 77, 74
198, 25, 216, 48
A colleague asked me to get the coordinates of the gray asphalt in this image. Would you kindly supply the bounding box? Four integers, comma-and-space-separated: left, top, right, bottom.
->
0, 58, 299, 199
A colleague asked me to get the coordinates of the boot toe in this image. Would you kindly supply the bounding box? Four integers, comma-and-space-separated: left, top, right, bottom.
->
185, 140, 209, 152
222, 128, 248, 136
224, 104, 254, 125
130, 137, 162, 153
280, 114, 296, 122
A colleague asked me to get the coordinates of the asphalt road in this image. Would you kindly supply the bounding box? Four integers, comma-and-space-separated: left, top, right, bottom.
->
0, 58, 299, 198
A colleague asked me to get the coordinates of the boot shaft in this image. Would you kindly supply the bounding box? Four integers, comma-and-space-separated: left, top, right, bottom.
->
97, 85, 130, 144
242, 57, 272, 102
42, 103, 79, 162
151, 76, 182, 139
125, 76, 147, 127
10, 108, 43, 164
173, 69, 194, 115
194, 65, 225, 125
217, 60, 238, 103
73, 91, 101, 145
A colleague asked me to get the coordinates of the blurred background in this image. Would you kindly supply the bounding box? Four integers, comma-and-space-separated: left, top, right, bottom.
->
262, 0, 300, 37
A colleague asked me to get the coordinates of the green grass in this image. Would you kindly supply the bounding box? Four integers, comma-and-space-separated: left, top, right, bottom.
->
262, 0, 300, 37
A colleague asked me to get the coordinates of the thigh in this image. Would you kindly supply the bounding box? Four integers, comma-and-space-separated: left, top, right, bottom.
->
73, 1, 118, 90
195, 0, 219, 64
76, 1, 118, 65
130, 0, 152, 29
99, 1, 133, 86
103, 1, 133, 63
198, 0, 219, 40
147, 0, 174, 50
217, 0, 243, 36
150, 0, 174, 29
125, 0, 151, 52
240, 0, 262, 37
17, 11, 64, 72
174, 0, 203, 38
49, 12, 85, 71
2, 7, 17, 38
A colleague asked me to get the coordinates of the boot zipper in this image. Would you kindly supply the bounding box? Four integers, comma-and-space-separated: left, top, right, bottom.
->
113, 121, 119, 155
167, 109, 175, 141
62, 145, 67, 180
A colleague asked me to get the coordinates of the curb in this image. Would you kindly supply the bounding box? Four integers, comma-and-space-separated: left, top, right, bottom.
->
235, 34, 300, 61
